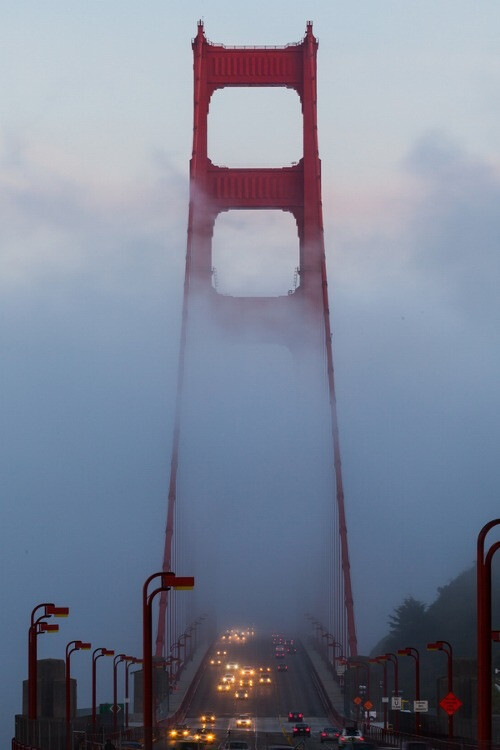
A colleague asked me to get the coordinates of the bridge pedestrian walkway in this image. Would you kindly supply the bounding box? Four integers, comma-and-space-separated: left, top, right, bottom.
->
156, 641, 210, 722
301, 638, 346, 721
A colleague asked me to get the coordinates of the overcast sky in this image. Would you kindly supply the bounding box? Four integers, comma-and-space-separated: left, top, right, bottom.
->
2, 2, 500, 744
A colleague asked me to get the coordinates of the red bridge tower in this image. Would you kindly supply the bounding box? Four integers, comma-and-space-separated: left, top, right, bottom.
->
157, 22, 357, 659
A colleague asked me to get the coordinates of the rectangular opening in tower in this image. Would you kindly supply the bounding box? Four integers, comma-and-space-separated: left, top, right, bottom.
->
211, 209, 299, 297
208, 88, 302, 168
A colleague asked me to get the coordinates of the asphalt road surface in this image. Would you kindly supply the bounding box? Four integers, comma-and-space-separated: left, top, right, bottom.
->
180, 634, 334, 750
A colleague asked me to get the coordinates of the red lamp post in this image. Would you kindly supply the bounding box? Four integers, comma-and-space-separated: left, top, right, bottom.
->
125, 657, 142, 729
65, 640, 91, 750
381, 653, 399, 732
143, 571, 194, 750
477, 518, 500, 750
427, 640, 454, 739
398, 647, 421, 734
28, 603, 69, 720
92, 648, 114, 730
370, 658, 387, 731
348, 660, 370, 724
326, 637, 343, 668
113, 653, 132, 735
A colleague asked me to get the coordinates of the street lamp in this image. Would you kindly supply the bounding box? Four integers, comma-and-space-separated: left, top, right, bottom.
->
379, 653, 399, 732
427, 640, 454, 739
28, 603, 69, 720
398, 647, 420, 734
113, 654, 133, 735
326, 637, 343, 671
125, 658, 142, 729
369, 658, 387, 731
347, 660, 370, 724
142, 571, 194, 750
92, 648, 114, 729
66, 640, 91, 750
477, 518, 500, 750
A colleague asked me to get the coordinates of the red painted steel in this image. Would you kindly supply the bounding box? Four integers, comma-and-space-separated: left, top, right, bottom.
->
156, 21, 358, 658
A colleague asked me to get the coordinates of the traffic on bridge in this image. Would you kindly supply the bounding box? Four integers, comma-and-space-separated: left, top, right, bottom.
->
9, 16, 499, 750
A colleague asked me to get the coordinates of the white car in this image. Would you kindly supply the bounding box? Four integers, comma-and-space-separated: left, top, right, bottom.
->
338, 728, 364, 745
235, 715, 252, 728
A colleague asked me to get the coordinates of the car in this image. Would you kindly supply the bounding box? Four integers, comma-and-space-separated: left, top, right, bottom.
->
169, 725, 190, 739
320, 727, 341, 743
286, 645, 297, 654
234, 687, 249, 699
338, 728, 364, 745
217, 682, 231, 692
240, 666, 255, 676
277, 663, 288, 672
227, 662, 239, 671
293, 723, 311, 737
258, 674, 271, 684
235, 715, 252, 728
239, 677, 254, 687
200, 711, 216, 724
275, 646, 286, 658
288, 711, 303, 722
258, 666, 271, 673
222, 673, 235, 683
192, 728, 216, 743
210, 657, 223, 665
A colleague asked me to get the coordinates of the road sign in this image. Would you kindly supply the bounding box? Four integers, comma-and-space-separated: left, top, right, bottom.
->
439, 692, 463, 716
99, 703, 124, 714
382, 697, 389, 703
364, 700, 374, 711
391, 697, 402, 710
414, 700, 429, 712
353, 696, 362, 705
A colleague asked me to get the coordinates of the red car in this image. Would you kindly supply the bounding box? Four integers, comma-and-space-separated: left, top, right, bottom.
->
293, 723, 310, 737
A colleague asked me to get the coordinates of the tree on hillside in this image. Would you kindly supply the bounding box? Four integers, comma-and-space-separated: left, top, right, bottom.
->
387, 596, 428, 645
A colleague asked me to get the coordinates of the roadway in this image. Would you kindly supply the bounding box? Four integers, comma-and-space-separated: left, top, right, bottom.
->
181, 633, 333, 750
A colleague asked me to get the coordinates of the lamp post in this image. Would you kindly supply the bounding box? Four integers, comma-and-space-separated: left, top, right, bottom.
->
348, 660, 370, 724
427, 640, 454, 739
66, 640, 91, 750
370, 658, 387, 731
28, 603, 69, 720
477, 518, 500, 750
125, 658, 142, 729
326, 638, 343, 670
381, 653, 399, 732
143, 571, 194, 750
113, 654, 132, 735
92, 648, 114, 730
398, 647, 420, 734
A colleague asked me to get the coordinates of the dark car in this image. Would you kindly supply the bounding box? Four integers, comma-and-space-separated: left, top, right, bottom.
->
320, 727, 341, 743
293, 723, 311, 737
277, 663, 288, 672
288, 711, 303, 722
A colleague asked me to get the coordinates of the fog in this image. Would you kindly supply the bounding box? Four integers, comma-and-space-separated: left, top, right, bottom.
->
2, 4, 500, 749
